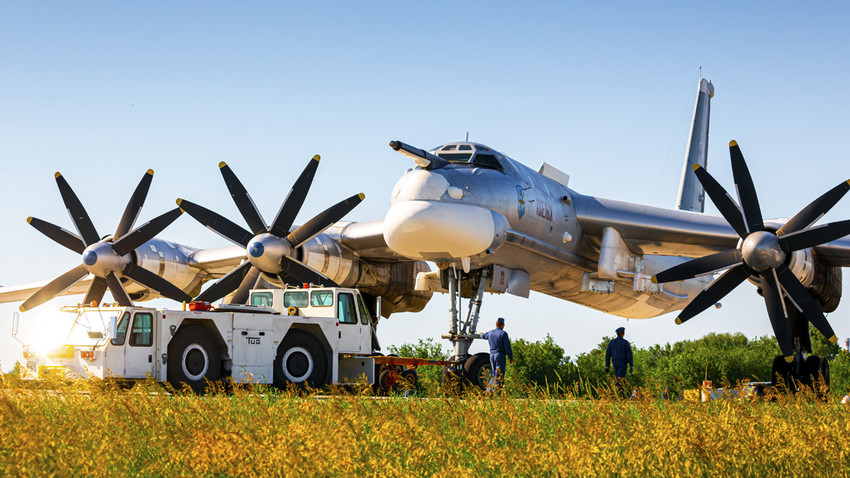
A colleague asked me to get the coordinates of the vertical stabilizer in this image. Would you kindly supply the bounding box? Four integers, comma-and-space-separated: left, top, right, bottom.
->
676, 78, 714, 212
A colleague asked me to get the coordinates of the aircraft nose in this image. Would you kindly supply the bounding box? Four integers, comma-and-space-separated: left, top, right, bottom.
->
383, 200, 508, 261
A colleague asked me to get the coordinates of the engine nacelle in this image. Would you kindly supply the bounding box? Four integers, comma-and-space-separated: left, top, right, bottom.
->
299, 233, 432, 317
787, 248, 841, 313
126, 239, 202, 301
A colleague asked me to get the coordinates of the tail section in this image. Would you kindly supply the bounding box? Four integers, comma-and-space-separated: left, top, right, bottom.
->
676, 78, 715, 212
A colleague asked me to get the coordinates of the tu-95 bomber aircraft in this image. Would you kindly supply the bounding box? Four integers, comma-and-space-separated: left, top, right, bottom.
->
3, 78, 850, 387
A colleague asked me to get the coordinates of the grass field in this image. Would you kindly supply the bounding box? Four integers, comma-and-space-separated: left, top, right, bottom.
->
2, 380, 849, 476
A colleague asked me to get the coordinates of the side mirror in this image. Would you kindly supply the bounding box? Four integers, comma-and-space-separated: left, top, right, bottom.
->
109, 316, 118, 340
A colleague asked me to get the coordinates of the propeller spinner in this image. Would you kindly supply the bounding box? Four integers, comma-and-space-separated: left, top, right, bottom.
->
20, 170, 192, 311
652, 140, 850, 362
177, 156, 364, 304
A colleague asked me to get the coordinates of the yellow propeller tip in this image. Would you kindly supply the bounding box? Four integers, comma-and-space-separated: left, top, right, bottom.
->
784, 355, 795, 363
829, 335, 838, 343
146, 169, 154, 175
846, 179, 850, 186
26, 216, 33, 224
218, 161, 227, 168
674, 317, 682, 325
176, 198, 183, 206
18, 305, 27, 313
729, 140, 738, 147
358, 193, 365, 200
650, 275, 658, 284
691, 163, 701, 171
54, 172, 62, 178
313, 155, 321, 161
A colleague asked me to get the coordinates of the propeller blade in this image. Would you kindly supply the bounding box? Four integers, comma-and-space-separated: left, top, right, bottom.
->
761, 271, 794, 361
692, 165, 749, 238
675, 265, 750, 325
122, 262, 192, 303
83, 277, 108, 306
778, 180, 850, 236
269, 155, 321, 237
774, 265, 837, 343
105, 272, 133, 306
285, 193, 365, 248
54, 172, 100, 246
19, 264, 89, 312
27, 217, 85, 254
728, 141, 764, 233
115, 169, 154, 239
230, 266, 261, 305
112, 208, 184, 256
778, 220, 850, 252
177, 198, 254, 247
279, 256, 339, 288
219, 162, 268, 235
652, 249, 743, 284
196, 261, 254, 303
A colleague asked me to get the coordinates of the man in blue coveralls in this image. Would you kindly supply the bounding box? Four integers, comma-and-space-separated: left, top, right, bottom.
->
605, 327, 633, 393
480, 317, 513, 387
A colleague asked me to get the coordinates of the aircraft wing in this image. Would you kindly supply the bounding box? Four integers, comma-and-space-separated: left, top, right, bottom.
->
575, 195, 741, 257
0, 277, 94, 303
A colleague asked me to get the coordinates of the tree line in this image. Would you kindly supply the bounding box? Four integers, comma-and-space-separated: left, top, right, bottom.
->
388, 326, 850, 397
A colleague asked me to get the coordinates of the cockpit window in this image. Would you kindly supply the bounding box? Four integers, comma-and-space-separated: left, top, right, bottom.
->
458, 144, 472, 151
442, 145, 456, 151
471, 153, 504, 172
438, 152, 473, 161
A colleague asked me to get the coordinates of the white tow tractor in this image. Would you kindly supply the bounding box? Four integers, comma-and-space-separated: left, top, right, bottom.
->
16, 286, 381, 390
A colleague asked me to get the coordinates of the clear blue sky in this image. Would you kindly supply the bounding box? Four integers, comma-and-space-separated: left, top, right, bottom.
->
2, 2, 850, 370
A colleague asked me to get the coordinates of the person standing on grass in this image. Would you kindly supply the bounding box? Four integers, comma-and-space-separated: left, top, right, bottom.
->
605, 326, 633, 379
480, 317, 513, 387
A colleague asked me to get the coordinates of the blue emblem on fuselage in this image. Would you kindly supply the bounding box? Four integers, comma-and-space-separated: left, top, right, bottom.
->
516, 185, 526, 219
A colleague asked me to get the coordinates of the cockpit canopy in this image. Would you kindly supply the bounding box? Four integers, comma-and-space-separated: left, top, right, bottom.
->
429, 142, 507, 173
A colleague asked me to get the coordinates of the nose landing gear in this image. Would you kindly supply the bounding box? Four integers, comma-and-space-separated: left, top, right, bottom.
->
440, 267, 493, 391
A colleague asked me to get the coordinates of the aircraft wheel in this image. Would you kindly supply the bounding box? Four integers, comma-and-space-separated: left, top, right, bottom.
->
817, 356, 830, 388
802, 355, 821, 385
442, 355, 465, 395
463, 353, 493, 391
167, 326, 222, 393
770, 355, 793, 391
274, 330, 327, 390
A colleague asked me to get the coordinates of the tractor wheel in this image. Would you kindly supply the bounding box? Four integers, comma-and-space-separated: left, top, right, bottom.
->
394, 369, 418, 395
167, 326, 222, 393
273, 330, 327, 390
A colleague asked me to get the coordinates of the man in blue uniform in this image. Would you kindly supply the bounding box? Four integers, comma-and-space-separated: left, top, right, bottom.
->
480, 317, 513, 387
605, 326, 633, 379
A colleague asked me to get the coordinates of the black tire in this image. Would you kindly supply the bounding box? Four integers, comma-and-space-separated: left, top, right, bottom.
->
802, 355, 821, 385
771, 355, 793, 391
167, 326, 222, 393
273, 330, 328, 390
463, 353, 493, 391
442, 355, 465, 395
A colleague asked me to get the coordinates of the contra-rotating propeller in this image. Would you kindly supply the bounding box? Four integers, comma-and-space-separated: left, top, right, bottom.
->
177, 156, 364, 304
652, 140, 850, 362
20, 170, 193, 311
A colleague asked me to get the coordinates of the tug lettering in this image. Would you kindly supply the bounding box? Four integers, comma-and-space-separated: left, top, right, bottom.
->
536, 201, 553, 222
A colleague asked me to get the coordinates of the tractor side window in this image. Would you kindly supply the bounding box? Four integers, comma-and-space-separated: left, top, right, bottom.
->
356, 294, 371, 325
129, 312, 153, 347
310, 290, 334, 307
251, 291, 274, 307
337, 293, 358, 324
111, 312, 130, 346
283, 291, 308, 307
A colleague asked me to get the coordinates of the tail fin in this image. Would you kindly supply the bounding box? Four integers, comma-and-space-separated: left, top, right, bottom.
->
676, 78, 715, 212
